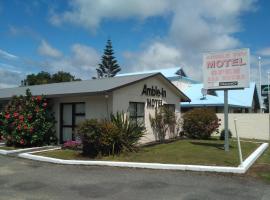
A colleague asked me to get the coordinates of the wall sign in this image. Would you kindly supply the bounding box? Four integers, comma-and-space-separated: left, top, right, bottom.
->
203, 48, 250, 90
141, 84, 166, 108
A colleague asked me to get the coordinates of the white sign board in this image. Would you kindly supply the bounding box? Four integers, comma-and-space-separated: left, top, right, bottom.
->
203, 48, 250, 90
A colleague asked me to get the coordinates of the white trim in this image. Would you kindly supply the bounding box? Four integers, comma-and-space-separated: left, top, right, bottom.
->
18, 143, 269, 174
0, 146, 57, 155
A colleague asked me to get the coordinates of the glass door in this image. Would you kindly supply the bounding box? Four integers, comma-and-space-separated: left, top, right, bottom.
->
60, 103, 85, 143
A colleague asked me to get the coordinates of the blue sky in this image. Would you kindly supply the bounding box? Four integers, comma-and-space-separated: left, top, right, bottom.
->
0, 0, 270, 87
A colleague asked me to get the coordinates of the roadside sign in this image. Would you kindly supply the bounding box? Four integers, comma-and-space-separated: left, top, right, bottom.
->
261, 85, 269, 96
203, 48, 250, 90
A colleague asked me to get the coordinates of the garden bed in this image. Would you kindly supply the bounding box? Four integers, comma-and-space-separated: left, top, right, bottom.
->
35, 139, 260, 167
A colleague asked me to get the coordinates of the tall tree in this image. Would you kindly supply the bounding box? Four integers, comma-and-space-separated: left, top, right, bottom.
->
96, 39, 121, 78
22, 71, 81, 86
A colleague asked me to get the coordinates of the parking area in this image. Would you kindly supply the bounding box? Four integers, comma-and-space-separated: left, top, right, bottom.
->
0, 155, 270, 200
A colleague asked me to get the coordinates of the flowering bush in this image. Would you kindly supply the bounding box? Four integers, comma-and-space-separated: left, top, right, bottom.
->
182, 108, 220, 139
0, 89, 57, 147
62, 140, 81, 150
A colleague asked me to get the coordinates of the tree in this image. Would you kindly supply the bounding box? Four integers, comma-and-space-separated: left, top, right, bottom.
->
22, 71, 81, 86
25, 71, 51, 85
96, 39, 121, 78
51, 71, 81, 83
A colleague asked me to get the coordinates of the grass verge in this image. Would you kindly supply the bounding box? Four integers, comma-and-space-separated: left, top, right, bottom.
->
35, 139, 259, 167
0, 146, 18, 150
248, 146, 270, 183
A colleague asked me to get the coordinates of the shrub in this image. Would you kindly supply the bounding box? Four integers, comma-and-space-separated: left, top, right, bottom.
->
110, 112, 145, 152
0, 89, 57, 147
77, 113, 145, 158
182, 108, 220, 139
149, 106, 176, 142
219, 129, 232, 140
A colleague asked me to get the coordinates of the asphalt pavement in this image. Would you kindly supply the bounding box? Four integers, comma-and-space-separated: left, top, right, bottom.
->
0, 155, 269, 200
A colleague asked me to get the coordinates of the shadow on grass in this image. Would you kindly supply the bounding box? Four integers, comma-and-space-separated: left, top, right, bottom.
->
190, 141, 234, 150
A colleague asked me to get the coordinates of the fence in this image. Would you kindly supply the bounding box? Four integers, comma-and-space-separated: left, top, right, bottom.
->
216, 113, 270, 140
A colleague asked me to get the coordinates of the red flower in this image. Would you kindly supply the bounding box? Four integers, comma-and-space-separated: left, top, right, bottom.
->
20, 139, 24, 145
42, 102, 47, 108
17, 125, 21, 131
29, 127, 34, 133
35, 107, 40, 112
13, 112, 19, 118
27, 114, 32, 120
5, 113, 10, 119
19, 115, 24, 120
23, 124, 28, 130
36, 96, 42, 102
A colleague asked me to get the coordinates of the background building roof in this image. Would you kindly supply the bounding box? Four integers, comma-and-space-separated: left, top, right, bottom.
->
117, 67, 199, 83
181, 82, 259, 108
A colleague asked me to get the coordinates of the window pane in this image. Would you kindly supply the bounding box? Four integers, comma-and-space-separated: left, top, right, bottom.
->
63, 104, 72, 125
137, 103, 145, 117
75, 103, 85, 114
129, 103, 136, 117
62, 127, 73, 141
164, 104, 175, 112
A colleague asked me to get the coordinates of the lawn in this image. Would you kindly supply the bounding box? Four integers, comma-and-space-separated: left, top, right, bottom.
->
248, 146, 270, 183
35, 139, 260, 167
0, 146, 18, 150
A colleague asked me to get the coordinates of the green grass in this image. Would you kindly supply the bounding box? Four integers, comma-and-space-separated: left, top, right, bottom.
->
248, 146, 270, 183
35, 139, 260, 167
0, 146, 18, 150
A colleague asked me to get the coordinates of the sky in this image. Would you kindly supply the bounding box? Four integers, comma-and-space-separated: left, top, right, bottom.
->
0, 0, 270, 88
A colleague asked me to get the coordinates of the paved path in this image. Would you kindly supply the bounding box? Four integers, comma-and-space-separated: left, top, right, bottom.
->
0, 155, 269, 200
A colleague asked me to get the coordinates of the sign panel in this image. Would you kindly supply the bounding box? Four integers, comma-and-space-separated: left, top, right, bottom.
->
203, 48, 250, 90
261, 85, 270, 96
141, 84, 166, 108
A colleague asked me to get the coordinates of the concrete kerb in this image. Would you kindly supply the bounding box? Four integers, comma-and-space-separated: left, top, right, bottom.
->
0, 146, 58, 155
18, 143, 269, 174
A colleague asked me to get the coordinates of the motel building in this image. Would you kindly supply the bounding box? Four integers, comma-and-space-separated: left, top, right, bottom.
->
0, 73, 190, 144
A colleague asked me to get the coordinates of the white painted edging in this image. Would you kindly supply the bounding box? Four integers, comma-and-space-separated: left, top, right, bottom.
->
0, 146, 56, 155
18, 143, 269, 174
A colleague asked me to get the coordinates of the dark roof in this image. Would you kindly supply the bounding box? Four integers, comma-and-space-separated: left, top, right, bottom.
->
0, 73, 190, 102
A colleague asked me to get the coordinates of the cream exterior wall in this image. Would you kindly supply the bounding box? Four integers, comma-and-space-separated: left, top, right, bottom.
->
50, 76, 182, 143
112, 76, 181, 143
51, 94, 113, 140
217, 113, 269, 140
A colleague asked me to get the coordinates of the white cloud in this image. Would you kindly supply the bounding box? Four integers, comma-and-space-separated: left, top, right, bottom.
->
0, 49, 18, 60
40, 43, 100, 79
124, 42, 182, 71
49, 0, 170, 30
257, 47, 270, 57
49, 0, 257, 81
0, 68, 24, 88
38, 40, 62, 58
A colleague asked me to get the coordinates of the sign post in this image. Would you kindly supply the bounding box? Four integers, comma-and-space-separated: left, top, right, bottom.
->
224, 89, 229, 151
202, 48, 250, 151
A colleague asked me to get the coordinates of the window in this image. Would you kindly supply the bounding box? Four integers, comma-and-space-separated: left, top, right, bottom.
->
129, 102, 145, 125
163, 104, 175, 113
60, 102, 85, 143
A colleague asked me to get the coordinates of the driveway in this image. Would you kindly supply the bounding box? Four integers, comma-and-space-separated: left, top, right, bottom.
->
0, 155, 269, 200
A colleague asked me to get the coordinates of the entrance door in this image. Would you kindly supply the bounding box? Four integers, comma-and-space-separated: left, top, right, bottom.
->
60, 103, 85, 143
